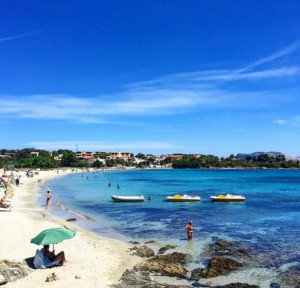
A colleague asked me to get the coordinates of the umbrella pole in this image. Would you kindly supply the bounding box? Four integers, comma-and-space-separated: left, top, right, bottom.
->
53, 244, 55, 253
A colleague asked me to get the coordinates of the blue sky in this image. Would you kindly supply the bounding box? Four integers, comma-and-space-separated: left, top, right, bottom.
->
1, 0, 300, 157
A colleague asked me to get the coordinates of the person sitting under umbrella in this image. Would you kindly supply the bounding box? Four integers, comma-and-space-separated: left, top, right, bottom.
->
43, 245, 66, 265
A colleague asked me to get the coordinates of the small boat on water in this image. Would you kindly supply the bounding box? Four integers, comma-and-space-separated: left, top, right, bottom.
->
210, 193, 245, 202
166, 194, 201, 202
111, 195, 145, 202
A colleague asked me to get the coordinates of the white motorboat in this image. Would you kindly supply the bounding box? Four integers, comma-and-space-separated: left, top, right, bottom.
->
210, 193, 245, 202
111, 195, 145, 202
166, 194, 201, 202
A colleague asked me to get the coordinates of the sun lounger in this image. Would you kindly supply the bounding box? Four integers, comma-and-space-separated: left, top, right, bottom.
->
33, 249, 61, 269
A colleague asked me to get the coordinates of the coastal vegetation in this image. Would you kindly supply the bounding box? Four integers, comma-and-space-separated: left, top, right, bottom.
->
170, 154, 299, 169
0, 148, 299, 169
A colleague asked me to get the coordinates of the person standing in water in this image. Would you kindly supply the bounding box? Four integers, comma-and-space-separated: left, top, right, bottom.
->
46, 190, 52, 208
185, 220, 193, 240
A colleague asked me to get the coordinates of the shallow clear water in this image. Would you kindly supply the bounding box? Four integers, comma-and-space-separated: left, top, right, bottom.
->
42, 169, 300, 287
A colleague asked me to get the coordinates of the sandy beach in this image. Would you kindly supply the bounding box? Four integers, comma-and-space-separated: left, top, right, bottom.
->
0, 170, 140, 288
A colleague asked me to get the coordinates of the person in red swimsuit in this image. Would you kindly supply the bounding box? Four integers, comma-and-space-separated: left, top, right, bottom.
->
185, 220, 193, 240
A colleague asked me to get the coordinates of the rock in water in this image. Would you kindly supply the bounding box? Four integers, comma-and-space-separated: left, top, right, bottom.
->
158, 245, 177, 254
132, 245, 155, 258
199, 257, 242, 278
136, 260, 188, 277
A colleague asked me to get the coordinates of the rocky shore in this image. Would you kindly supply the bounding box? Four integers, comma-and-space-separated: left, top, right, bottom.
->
112, 240, 300, 288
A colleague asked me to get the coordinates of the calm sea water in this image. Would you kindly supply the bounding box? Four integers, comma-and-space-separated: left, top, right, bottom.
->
41, 169, 300, 287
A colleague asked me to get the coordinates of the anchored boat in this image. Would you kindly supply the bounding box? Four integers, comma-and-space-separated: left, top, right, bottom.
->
210, 193, 245, 202
111, 195, 145, 202
166, 194, 201, 202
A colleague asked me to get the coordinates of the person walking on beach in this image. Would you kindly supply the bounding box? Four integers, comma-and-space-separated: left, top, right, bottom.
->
185, 220, 193, 241
46, 190, 52, 208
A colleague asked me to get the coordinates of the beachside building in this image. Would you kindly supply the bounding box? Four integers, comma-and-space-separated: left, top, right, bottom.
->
106, 152, 133, 161
168, 154, 183, 160
76, 151, 94, 160
155, 155, 167, 161
30, 152, 39, 157
189, 154, 201, 158
53, 154, 64, 161
0, 155, 11, 159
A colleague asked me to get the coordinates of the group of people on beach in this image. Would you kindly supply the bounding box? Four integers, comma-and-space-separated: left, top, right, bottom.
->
0, 174, 13, 208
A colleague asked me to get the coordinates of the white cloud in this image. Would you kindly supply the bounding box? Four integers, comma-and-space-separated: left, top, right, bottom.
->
274, 116, 300, 127
275, 119, 287, 125
1, 41, 299, 125
0, 31, 40, 43
130, 41, 300, 87
0, 88, 294, 123
0, 90, 230, 122
232, 41, 300, 75
130, 67, 300, 86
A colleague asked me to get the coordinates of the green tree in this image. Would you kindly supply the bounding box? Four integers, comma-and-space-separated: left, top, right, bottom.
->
92, 160, 104, 168
135, 153, 146, 159
37, 150, 51, 157
15, 148, 36, 160
275, 154, 286, 162
61, 150, 79, 167
257, 153, 271, 163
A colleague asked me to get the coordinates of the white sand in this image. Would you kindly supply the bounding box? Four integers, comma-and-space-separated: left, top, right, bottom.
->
0, 170, 140, 288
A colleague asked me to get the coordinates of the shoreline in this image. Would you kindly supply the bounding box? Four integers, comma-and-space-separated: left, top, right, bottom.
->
1, 169, 141, 288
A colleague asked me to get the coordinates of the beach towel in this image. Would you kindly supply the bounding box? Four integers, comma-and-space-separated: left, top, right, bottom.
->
0, 207, 12, 212
33, 249, 61, 269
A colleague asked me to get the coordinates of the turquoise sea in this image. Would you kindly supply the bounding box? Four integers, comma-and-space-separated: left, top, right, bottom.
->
41, 169, 300, 287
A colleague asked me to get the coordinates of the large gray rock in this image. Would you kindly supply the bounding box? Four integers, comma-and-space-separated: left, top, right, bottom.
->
135, 251, 189, 278
278, 263, 300, 287
158, 245, 177, 254
152, 252, 188, 264
214, 241, 250, 258
0, 260, 32, 284
111, 268, 191, 288
136, 260, 188, 278
112, 269, 151, 286
195, 257, 242, 278
202, 240, 250, 261
132, 246, 155, 258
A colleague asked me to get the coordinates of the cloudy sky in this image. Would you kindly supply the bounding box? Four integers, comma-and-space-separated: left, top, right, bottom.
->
1, 0, 300, 157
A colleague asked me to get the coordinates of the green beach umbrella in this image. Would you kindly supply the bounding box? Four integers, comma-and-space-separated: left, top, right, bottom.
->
31, 228, 76, 248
